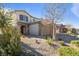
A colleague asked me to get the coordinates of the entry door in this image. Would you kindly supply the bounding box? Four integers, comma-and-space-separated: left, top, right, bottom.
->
20, 26, 26, 35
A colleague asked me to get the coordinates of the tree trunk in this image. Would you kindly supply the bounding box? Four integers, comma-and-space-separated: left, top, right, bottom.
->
52, 21, 56, 40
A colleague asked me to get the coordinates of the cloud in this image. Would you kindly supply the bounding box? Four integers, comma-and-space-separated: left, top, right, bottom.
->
71, 3, 79, 18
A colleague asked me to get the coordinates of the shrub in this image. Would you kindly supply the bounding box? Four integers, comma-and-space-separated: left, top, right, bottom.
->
76, 35, 79, 38
0, 8, 22, 55
58, 41, 64, 46
58, 46, 79, 56
70, 40, 79, 47
58, 38, 63, 41
44, 35, 49, 40
0, 27, 22, 56
46, 37, 53, 45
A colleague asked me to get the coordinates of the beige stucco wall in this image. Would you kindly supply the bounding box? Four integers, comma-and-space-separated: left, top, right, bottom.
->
40, 24, 52, 36
11, 12, 18, 27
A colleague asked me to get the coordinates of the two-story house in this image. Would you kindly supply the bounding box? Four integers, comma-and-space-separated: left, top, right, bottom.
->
11, 10, 42, 36
10, 10, 57, 36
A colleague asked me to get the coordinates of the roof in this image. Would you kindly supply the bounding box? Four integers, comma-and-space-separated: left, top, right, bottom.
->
13, 10, 41, 19
40, 19, 52, 25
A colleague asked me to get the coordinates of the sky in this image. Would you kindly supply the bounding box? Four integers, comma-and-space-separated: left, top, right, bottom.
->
3, 3, 79, 29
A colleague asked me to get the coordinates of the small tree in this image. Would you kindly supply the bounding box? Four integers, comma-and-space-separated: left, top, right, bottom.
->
44, 4, 66, 40
71, 28, 77, 36
61, 28, 68, 33
0, 5, 22, 56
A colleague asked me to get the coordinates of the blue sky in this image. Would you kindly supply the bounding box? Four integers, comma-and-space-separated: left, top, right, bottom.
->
3, 3, 79, 29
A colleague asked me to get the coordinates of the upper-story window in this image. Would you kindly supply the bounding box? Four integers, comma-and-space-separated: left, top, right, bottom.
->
25, 16, 28, 21
19, 15, 24, 21
19, 15, 28, 22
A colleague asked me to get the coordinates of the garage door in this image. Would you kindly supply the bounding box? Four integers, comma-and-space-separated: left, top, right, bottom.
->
29, 24, 39, 35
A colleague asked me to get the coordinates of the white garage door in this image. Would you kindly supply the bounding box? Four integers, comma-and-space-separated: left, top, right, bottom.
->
29, 24, 39, 35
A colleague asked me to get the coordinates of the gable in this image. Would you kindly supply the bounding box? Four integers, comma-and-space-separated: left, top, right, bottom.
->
13, 10, 34, 23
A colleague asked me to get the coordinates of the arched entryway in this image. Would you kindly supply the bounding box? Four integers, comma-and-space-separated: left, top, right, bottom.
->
20, 25, 26, 35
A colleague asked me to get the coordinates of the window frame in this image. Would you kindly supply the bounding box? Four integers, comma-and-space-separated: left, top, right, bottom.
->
19, 15, 28, 22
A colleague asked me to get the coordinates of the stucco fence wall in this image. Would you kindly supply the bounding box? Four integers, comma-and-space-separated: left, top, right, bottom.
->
56, 33, 79, 43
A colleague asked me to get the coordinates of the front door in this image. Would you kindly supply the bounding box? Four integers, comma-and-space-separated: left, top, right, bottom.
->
20, 25, 26, 35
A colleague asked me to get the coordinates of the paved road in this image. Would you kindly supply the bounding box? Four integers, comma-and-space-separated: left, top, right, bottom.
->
56, 33, 79, 42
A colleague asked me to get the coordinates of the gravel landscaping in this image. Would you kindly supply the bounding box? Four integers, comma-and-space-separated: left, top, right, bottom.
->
21, 36, 60, 56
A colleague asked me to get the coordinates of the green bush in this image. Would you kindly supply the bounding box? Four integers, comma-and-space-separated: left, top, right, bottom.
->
58, 46, 79, 56
0, 7, 22, 55
58, 41, 64, 46
0, 27, 22, 56
70, 40, 79, 47
47, 38, 53, 45
76, 35, 79, 38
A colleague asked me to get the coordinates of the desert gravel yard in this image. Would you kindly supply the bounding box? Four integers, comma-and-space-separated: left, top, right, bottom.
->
21, 36, 60, 56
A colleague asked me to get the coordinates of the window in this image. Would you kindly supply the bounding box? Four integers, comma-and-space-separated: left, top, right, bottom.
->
19, 15, 28, 22
25, 16, 28, 21
19, 15, 24, 21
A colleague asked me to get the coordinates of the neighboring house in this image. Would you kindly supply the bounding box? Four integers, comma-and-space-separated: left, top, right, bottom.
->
73, 28, 79, 35
58, 24, 72, 33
